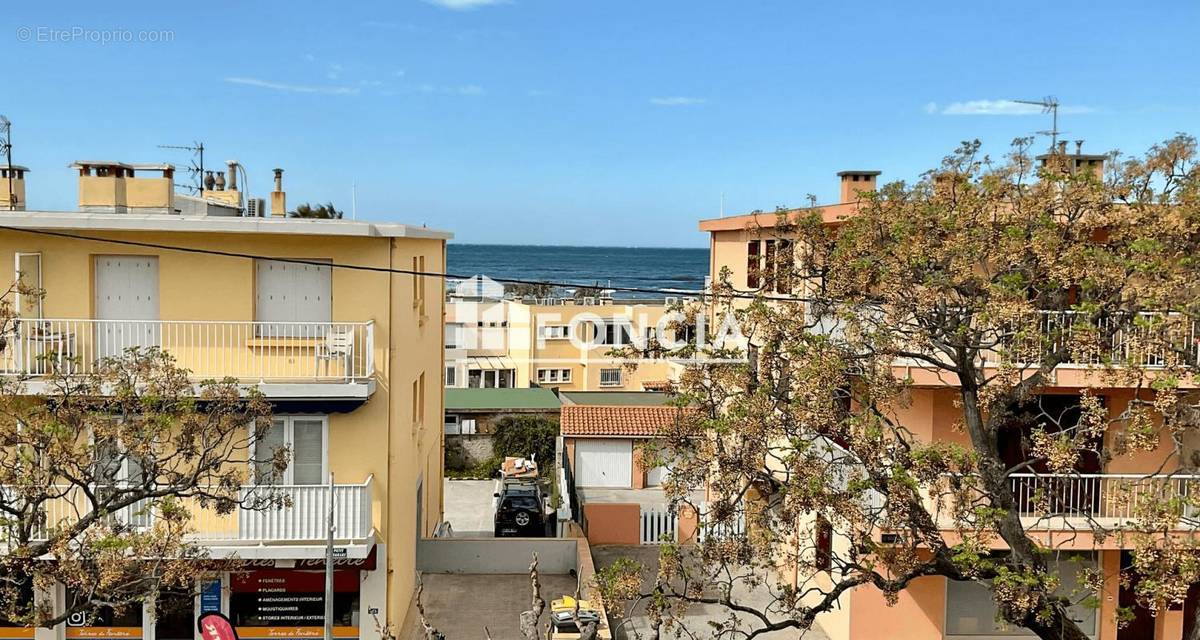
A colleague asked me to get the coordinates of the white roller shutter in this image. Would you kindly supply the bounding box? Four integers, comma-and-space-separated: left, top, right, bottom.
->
255, 259, 332, 325
94, 256, 160, 357
575, 439, 633, 488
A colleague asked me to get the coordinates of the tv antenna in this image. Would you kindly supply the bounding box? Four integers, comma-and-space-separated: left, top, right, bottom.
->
1012, 96, 1061, 149
0, 116, 12, 210
157, 141, 205, 194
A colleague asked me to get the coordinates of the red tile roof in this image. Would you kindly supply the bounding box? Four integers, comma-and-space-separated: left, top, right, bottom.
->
561, 405, 688, 437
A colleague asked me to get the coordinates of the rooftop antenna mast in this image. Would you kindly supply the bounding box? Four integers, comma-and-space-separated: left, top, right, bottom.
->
0, 116, 12, 210
157, 141, 205, 194
1012, 96, 1061, 150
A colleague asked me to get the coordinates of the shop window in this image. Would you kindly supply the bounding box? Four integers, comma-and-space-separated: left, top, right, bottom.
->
230, 569, 360, 635
64, 588, 143, 640
944, 552, 1097, 638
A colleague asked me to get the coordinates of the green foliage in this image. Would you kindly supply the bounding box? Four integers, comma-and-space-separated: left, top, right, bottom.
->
288, 201, 344, 219
492, 414, 559, 472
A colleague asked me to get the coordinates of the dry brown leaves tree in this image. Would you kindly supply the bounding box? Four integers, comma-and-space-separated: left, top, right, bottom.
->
0, 292, 281, 627
601, 135, 1200, 640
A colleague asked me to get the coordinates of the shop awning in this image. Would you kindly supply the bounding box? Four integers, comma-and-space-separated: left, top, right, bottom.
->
466, 356, 516, 371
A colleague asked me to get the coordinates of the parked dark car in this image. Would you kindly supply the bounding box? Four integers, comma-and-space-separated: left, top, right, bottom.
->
494, 480, 547, 537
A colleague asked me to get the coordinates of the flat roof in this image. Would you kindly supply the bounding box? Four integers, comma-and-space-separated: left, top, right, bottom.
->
560, 391, 672, 406
0, 210, 453, 240
444, 388, 562, 411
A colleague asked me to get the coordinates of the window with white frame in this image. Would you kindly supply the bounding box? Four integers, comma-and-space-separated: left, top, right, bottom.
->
468, 369, 515, 389
594, 320, 633, 346
599, 368, 623, 387
444, 414, 461, 434
253, 416, 328, 485
537, 368, 572, 384
539, 325, 570, 340
445, 366, 457, 387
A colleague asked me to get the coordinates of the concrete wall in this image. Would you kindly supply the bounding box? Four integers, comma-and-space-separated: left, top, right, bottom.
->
446, 434, 495, 469
416, 538, 579, 574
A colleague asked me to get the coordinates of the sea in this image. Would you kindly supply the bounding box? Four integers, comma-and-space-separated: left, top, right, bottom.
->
446, 244, 709, 299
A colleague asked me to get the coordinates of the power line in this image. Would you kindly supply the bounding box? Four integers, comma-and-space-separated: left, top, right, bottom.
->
0, 223, 806, 302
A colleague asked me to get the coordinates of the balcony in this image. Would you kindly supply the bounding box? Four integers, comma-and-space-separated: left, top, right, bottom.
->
926, 473, 1200, 531
1008, 473, 1199, 527
3, 477, 375, 545
0, 319, 375, 396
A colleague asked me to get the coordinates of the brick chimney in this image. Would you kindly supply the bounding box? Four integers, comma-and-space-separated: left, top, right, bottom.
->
837, 170, 881, 203
270, 168, 286, 217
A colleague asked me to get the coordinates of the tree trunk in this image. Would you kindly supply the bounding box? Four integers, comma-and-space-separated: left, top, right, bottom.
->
958, 383, 1093, 640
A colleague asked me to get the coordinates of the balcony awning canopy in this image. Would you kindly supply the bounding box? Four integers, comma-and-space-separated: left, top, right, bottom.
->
466, 356, 516, 371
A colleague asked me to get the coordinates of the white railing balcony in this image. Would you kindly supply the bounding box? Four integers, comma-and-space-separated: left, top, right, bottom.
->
995, 311, 1200, 368
1, 477, 375, 544
1008, 473, 1200, 526
0, 319, 375, 383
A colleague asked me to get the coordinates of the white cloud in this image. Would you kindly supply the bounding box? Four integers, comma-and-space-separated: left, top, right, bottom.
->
326, 63, 343, 80
422, 0, 509, 10
457, 84, 484, 96
303, 53, 316, 62
649, 96, 706, 107
933, 99, 1094, 116
223, 77, 359, 95
411, 83, 484, 96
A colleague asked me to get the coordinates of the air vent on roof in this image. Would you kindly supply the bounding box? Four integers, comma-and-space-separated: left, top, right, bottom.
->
246, 198, 267, 217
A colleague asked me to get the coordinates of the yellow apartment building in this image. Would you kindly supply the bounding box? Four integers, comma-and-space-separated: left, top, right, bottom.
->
699, 157, 1199, 640
0, 161, 449, 640
445, 292, 678, 392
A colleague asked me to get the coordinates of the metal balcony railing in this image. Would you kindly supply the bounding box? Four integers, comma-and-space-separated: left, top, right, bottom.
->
0, 319, 375, 382
1008, 472, 1200, 523
1, 477, 374, 544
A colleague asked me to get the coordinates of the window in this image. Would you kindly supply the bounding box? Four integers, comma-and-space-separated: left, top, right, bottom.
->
14, 253, 41, 320
412, 255, 426, 314
746, 241, 761, 289
444, 415, 461, 435
539, 325, 570, 340
775, 240, 793, 294
945, 553, 1098, 638
600, 368, 623, 387
814, 516, 833, 572
764, 240, 777, 290
537, 368, 572, 384
593, 320, 632, 346
468, 369, 515, 389
412, 373, 426, 430
254, 416, 327, 485
445, 366, 456, 387
445, 323, 462, 349
255, 259, 332, 332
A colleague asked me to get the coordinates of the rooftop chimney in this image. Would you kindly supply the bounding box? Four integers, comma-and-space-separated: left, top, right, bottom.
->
0, 164, 29, 211
837, 170, 881, 203
225, 160, 238, 192
70, 161, 174, 214
270, 168, 286, 217
1036, 141, 1105, 180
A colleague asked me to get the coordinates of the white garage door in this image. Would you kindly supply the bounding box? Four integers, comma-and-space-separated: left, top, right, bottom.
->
575, 439, 632, 488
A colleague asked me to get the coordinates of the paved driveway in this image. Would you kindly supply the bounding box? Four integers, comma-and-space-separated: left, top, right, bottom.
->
443, 479, 499, 537
591, 545, 831, 640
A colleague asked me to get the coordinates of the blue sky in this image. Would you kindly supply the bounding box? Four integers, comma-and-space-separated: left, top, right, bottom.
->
3, 0, 1198, 247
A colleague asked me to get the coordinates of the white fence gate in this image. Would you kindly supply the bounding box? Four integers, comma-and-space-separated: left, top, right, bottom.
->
697, 502, 747, 543
640, 506, 677, 544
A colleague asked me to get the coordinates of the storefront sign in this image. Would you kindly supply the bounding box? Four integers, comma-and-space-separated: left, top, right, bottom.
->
64, 628, 141, 639
230, 568, 361, 640
201, 581, 223, 615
